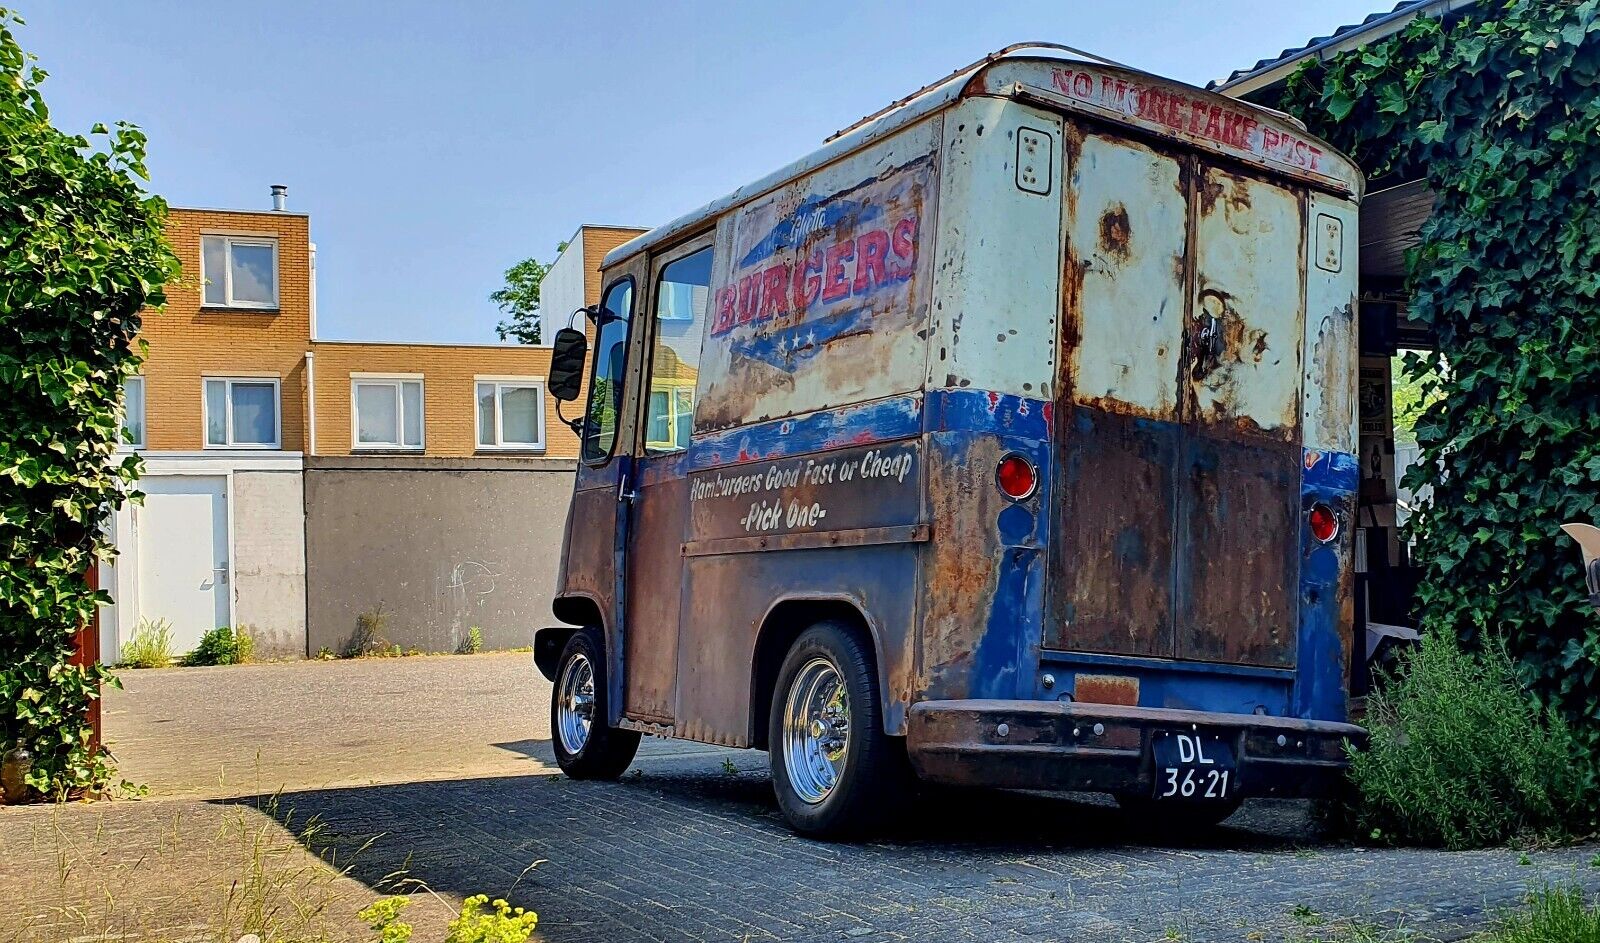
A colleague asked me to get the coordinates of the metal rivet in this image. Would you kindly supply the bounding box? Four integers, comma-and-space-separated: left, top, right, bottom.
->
1276, 734, 1288, 748
996, 723, 1009, 738
1072, 726, 1081, 738
1092, 723, 1105, 737
1041, 673, 1056, 689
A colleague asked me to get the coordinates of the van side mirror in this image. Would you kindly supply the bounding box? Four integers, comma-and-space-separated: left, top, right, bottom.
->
547, 327, 588, 402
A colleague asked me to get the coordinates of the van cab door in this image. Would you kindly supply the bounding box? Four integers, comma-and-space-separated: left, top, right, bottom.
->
567, 257, 647, 727
619, 234, 714, 724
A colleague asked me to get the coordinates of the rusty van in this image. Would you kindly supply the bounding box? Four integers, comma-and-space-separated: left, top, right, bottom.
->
535, 45, 1366, 837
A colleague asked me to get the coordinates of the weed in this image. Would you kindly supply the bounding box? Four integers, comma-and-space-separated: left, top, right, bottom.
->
1519, 852, 1533, 866
721, 757, 738, 776
459, 626, 484, 655
1481, 884, 1600, 943
1291, 904, 1323, 926
116, 617, 174, 669
363, 891, 538, 943
346, 605, 390, 657
1346, 633, 1584, 849
316, 646, 336, 660
185, 625, 253, 666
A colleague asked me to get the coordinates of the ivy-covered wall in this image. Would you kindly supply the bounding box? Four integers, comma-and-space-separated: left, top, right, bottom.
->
1277, 0, 1600, 757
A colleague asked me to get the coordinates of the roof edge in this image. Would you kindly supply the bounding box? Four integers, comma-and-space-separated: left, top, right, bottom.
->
1214, 0, 1475, 97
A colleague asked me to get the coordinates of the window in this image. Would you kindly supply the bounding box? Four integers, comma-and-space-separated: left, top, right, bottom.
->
120, 376, 145, 449
352, 377, 423, 450
203, 378, 280, 448
582, 278, 634, 463
201, 235, 278, 309
477, 379, 545, 450
643, 247, 711, 455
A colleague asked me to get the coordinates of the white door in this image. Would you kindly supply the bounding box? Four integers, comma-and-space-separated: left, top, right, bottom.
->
137, 476, 230, 653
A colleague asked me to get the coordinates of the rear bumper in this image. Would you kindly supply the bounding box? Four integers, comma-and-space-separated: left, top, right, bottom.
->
906, 699, 1365, 799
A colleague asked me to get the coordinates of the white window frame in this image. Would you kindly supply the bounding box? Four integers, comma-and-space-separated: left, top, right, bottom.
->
120, 375, 146, 450
202, 376, 282, 449
201, 234, 279, 310
475, 376, 546, 451
350, 374, 425, 451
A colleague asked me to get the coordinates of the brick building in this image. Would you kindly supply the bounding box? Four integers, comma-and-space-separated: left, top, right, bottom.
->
101, 191, 643, 660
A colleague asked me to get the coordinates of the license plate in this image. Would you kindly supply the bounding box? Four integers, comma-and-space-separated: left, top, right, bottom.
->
1151, 730, 1236, 801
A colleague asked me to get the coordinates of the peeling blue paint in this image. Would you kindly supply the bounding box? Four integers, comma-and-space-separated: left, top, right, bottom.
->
1295, 448, 1359, 721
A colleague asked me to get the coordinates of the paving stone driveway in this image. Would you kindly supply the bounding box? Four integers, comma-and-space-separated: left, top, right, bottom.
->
4, 654, 1595, 943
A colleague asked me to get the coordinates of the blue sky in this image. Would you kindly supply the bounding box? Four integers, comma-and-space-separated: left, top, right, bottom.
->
21, 2, 1381, 343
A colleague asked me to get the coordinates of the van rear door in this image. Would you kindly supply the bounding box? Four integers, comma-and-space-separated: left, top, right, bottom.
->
1048, 123, 1306, 669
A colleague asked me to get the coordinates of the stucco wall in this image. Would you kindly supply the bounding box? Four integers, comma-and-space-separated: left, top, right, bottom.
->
232, 469, 309, 658
304, 456, 574, 654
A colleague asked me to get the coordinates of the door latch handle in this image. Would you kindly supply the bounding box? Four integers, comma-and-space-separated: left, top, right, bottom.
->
1191, 289, 1229, 381
617, 479, 638, 505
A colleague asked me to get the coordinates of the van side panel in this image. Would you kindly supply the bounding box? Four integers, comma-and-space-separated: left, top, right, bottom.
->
669, 122, 941, 744
920, 98, 1063, 703
692, 118, 941, 434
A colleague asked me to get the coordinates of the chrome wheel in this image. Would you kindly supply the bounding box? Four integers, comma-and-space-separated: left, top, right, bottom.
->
782, 655, 851, 804
555, 652, 596, 755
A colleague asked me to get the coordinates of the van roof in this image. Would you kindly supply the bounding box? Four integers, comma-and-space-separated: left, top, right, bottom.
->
604, 44, 1360, 269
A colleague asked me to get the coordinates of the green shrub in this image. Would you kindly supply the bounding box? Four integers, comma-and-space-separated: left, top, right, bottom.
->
1348, 633, 1585, 849
459, 626, 483, 655
1483, 884, 1600, 943
185, 626, 252, 667
116, 618, 174, 669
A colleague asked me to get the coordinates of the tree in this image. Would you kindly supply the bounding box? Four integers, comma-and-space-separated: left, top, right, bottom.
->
0, 8, 179, 797
492, 241, 567, 345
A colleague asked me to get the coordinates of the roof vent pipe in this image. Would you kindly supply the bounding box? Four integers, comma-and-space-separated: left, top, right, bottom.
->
270, 184, 288, 212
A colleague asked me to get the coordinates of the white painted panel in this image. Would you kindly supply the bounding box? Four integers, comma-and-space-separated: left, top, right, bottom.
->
929, 99, 1061, 399
137, 475, 230, 652
1303, 193, 1360, 452
539, 237, 586, 341
1064, 130, 1187, 416
1189, 167, 1306, 437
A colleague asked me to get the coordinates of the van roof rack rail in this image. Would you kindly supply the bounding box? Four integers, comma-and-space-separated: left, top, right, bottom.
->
824, 41, 1131, 144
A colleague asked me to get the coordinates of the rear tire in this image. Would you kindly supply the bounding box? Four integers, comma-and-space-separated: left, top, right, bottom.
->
550, 627, 640, 780
768, 620, 910, 838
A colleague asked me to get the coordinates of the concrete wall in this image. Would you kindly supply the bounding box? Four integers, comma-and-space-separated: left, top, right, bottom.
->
304, 455, 574, 654
232, 469, 309, 658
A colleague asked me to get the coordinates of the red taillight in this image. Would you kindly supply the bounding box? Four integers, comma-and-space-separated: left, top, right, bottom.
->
1309, 503, 1339, 543
996, 454, 1037, 500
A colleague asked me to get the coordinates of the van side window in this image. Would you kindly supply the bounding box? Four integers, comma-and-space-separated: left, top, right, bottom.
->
582, 278, 634, 463
643, 247, 712, 455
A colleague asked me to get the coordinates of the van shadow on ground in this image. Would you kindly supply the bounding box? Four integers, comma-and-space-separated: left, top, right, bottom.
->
233, 759, 1344, 943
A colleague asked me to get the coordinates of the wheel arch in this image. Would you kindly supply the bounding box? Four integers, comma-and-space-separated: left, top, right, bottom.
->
748, 595, 894, 750
537, 593, 606, 681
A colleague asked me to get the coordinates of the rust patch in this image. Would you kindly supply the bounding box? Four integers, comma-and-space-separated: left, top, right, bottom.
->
1197, 168, 1253, 217
1074, 674, 1140, 707
1097, 203, 1132, 262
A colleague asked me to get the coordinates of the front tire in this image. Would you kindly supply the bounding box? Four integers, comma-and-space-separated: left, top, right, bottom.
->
768, 621, 909, 838
550, 627, 640, 780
